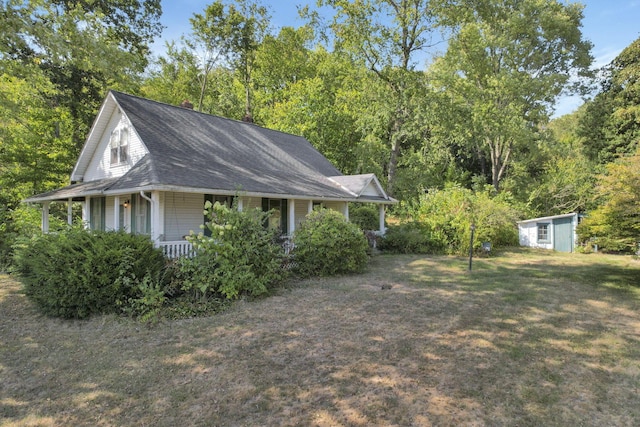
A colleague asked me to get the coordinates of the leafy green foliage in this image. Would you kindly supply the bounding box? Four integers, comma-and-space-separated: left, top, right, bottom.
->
579, 37, 640, 164
391, 184, 520, 255
349, 204, 379, 231
430, 0, 593, 191
292, 208, 369, 277
378, 222, 443, 254
0, 0, 161, 270
576, 149, 640, 253
13, 228, 166, 319
181, 201, 286, 300
316, 0, 438, 196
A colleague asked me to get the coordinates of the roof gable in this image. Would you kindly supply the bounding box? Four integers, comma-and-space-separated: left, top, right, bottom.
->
27, 91, 396, 204
71, 92, 149, 182
109, 91, 351, 197
329, 174, 393, 201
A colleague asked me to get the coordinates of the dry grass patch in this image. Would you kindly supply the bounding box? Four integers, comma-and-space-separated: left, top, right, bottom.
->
1, 248, 640, 426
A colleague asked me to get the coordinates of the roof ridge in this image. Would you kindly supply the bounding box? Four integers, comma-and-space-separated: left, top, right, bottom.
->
109, 90, 305, 139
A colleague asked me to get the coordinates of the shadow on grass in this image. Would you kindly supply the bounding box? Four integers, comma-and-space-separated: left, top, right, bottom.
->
1, 250, 640, 426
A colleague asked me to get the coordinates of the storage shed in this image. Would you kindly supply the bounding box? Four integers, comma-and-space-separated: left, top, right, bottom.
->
517, 213, 580, 253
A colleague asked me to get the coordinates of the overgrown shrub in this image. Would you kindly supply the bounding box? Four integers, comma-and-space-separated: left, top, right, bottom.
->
389, 184, 520, 255
292, 208, 369, 277
13, 228, 166, 319
180, 200, 286, 300
378, 222, 445, 254
0, 204, 52, 272
349, 204, 380, 231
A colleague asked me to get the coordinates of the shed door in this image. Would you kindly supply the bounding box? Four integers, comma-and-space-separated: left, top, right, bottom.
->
553, 217, 573, 252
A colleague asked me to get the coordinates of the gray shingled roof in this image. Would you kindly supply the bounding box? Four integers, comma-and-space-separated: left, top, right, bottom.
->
25, 91, 395, 203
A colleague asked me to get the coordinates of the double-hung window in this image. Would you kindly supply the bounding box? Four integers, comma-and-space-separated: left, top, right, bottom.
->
110, 127, 129, 165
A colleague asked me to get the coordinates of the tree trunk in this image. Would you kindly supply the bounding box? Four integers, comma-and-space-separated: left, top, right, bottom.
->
489, 136, 512, 192
387, 137, 400, 197
198, 72, 208, 112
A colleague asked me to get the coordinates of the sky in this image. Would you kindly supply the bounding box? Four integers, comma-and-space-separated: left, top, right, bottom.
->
152, 0, 640, 117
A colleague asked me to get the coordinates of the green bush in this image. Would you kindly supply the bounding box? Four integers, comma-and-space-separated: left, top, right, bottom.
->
378, 222, 445, 254
292, 208, 369, 277
181, 200, 286, 300
0, 204, 50, 272
13, 228, 166, 319
389, 184, 520, 255
349, 204, 380, 231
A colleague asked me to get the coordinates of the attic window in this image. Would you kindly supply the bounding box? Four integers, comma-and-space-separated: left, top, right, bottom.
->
110, 127, 129, 165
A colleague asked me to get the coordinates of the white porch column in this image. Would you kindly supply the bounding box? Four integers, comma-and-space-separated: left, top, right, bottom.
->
379, 204, 386, 234
113, 196, 120, 230
237, 197, 243, 212
83, 197, 90, 229
42, 202, 50, 233
342, 202, 349, 220
67, 198, 73, 225
150, 191, 161, 244
288, 198, 296, 236
307, 200, 313, 214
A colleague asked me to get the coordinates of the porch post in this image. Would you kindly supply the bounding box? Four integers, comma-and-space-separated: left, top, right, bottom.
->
379, 204, 386, 235
343, 202, 349, 220
67, 198, 73, 225
150, 191, 161, 244
42, 202, 50, 233
307, 200, 313, 214
113, 196, 120, 230
288, 198, 295, 236
237, 197, 243, 212
83, 197, 90, 229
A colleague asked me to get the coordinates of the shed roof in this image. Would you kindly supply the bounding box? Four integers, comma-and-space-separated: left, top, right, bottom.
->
517, 213, 578, 225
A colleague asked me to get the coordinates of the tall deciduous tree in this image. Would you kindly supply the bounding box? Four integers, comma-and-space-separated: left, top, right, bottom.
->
141, 42, 203, 107
263, 46, 367, 175
577, 147, 640, 253
579, 37, 640, 164
0, 0, 162, 151
0, 0, 161, 266
314, 0, 438, 196
524, 110, 597, 216
186, 0, 269, 120
431, 0, 593, 191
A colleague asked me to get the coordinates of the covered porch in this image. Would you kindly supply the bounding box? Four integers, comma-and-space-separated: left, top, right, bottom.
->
26, 185, 393, 259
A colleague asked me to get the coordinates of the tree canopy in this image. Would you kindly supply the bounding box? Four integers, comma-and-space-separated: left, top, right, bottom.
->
6, 0, 640, 263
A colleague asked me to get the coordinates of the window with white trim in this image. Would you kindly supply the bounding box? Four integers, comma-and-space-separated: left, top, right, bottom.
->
537, 223, 550, 242
110, 127, 129, 165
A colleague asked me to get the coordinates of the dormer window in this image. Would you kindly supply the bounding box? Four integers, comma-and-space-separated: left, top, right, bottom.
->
110, 127, 129, 165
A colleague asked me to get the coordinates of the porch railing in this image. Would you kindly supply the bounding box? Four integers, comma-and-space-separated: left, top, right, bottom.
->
159, 240, 194, 259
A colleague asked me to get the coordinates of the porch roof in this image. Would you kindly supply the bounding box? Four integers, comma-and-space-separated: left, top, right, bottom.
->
23, 178, 119, 203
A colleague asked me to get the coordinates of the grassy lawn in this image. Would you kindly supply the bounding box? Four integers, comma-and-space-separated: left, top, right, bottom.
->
1, 248, 640, 426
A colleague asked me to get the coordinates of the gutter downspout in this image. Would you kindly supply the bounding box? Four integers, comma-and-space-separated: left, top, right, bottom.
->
139, 191, 159, 246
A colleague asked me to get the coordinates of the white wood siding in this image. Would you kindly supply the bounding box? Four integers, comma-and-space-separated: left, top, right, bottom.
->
163, 192, 205, 241
518, 214, 578, 251
324, 201, 347, 217
84, 110, 148, 181
518, 222, 553, 250
361, 182, 381, 197
295, 200, 309, 227
242, 197, 262, 211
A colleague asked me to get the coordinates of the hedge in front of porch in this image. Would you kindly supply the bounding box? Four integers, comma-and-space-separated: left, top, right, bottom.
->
13, 228, 165, 319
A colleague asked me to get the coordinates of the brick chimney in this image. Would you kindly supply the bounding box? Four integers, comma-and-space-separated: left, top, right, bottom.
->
180, 99, 194, 109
